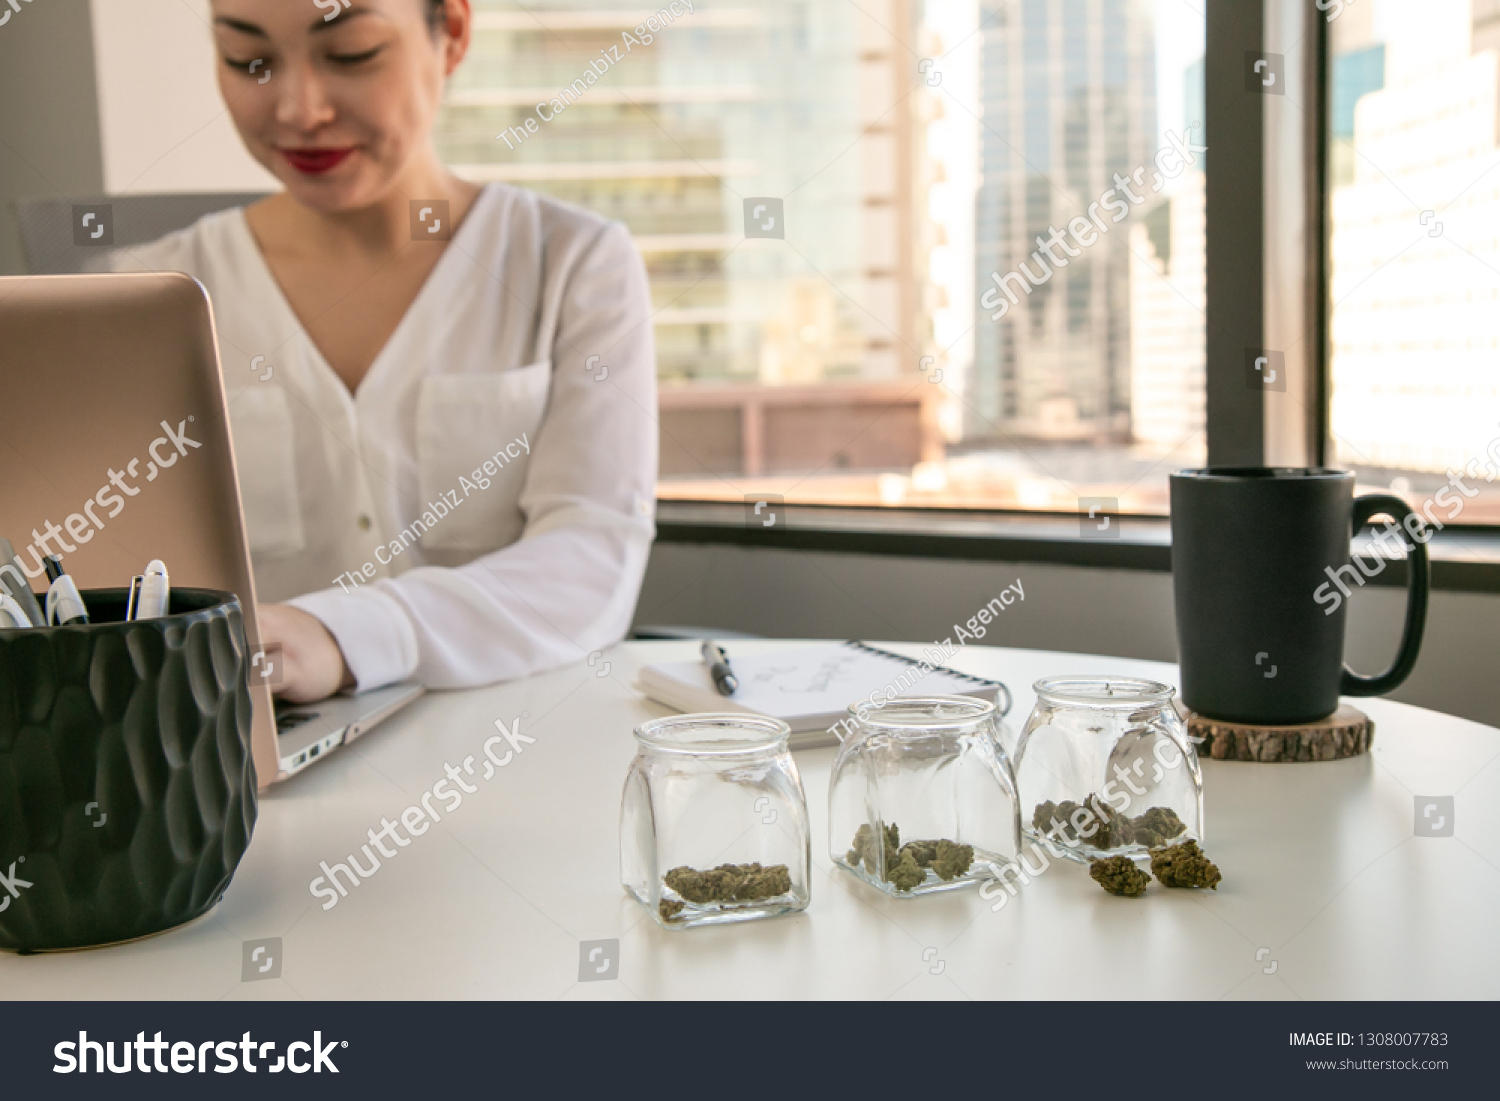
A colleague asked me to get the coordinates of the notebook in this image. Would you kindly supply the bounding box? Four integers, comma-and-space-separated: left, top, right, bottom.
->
635, 640, 1011, 749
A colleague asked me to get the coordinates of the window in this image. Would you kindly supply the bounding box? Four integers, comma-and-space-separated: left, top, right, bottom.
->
1327, 0, 1500, 525
437, 1, 1206, 515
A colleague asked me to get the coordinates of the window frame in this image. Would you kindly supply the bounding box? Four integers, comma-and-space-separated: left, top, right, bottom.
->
650, 0, 1500, 590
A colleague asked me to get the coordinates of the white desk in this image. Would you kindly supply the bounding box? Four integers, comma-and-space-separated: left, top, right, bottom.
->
4, 641, 1498, 1000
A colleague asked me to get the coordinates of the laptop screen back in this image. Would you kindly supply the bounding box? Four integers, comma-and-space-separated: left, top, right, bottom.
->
0, 272, 278, 786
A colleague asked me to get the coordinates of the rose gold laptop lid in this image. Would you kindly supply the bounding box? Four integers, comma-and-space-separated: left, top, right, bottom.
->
0, 272, 278, 789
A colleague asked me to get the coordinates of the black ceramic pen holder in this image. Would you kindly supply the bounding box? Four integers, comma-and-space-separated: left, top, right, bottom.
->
0, 588, 257, 952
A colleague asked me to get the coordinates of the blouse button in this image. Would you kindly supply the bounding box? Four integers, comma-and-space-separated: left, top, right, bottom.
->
357, 514, 372, 532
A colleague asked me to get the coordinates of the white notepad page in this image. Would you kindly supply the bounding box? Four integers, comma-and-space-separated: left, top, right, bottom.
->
637, 641, 1009, 744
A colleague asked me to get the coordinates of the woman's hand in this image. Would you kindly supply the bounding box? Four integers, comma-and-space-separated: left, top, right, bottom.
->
256, 604, 354, 703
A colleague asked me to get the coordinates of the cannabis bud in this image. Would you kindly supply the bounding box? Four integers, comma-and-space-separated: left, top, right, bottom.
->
662, 862, 793, 907
1032, 797, 1188, 851
1149, 839, 1221, 889
1031, 795, 1131, 847
847, 821, 902, 872
931, 839, 974, 881
1089, 855, 1151, 897
1085, 793, 1134, 848
847, 822, 974, 891
1137, 806, 1185, 837
1132, 806, 1186, 849
888, 849, 925, 892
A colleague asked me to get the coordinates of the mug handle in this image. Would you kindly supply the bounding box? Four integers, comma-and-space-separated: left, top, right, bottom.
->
1339, 493, 1430, 697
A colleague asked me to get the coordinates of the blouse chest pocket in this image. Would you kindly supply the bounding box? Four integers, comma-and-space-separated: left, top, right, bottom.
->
414, 362, 551, 552
228, 386, 306, 559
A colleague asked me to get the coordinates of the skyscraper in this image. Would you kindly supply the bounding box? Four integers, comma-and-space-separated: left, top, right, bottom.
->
1128, 167, 1204, 455
1329, 0, 1500, 482
969, 0, 1156, 445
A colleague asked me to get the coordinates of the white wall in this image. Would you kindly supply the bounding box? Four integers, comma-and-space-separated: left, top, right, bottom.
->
89, 0, 274, 193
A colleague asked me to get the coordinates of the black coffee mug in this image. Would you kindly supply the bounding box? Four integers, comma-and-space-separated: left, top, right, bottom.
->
1169, 468, 1429, 725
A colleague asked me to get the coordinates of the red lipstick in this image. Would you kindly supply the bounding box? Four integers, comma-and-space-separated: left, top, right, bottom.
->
281, 147, 354, 174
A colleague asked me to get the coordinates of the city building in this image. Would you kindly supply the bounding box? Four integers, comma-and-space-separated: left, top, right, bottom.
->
968, 0, 1157, 445
1329, 0, 1500, 490
1128, 166, 1204, 457
436, 0, 941, 484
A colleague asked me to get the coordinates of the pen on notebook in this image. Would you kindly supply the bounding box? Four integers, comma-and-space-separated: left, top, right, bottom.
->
701, 640, 739, 697
127, 558, 170, 620
43, 555, 89, 625
0, 537, 45, 627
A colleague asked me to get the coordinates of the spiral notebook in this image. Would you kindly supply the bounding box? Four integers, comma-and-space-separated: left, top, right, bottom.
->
636, 641, 1011, 749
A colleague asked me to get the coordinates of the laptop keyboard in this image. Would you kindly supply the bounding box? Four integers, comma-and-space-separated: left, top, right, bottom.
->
275, 709, 319, 733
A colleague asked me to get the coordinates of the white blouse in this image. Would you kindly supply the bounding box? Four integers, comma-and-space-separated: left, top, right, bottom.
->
109, 183, 658, 690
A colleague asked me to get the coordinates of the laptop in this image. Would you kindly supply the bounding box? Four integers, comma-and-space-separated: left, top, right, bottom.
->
0, 271, 422, 785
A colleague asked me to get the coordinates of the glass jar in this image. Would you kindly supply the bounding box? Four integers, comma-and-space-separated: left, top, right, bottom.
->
828, 696, 1020, 897
620, 713, 810, 929
1012, 677, 1203, 864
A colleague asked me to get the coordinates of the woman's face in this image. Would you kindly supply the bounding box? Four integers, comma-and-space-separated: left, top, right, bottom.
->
211, 0, 468, 211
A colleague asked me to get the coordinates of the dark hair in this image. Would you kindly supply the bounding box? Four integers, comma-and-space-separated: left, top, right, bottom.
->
425, 0, 445, 32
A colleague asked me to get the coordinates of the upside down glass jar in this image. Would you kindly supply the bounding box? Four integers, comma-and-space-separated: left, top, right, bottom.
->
828, 696, 1021, 897
1012, 677, 1203, 864
620, 714, 810, 929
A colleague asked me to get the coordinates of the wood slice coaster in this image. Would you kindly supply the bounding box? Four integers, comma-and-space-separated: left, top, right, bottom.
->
1172, 699, 1374, 762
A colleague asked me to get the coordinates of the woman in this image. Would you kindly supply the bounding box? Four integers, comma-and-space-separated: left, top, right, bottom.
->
111, 0, 657, 701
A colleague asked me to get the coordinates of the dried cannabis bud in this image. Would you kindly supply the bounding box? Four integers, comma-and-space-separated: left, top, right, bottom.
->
887, 850, 926, 892
1085, 794, 1134, 848
1088, 855, 1151, 897
1149, 839, 1221, 889
1032, 799, 1069, 839
848, 821, 903, 871
659, 898, 685, 922
1033, 797, 1188, 851
900, 839, 939, 867
1031, 796, 1132, 847
847, 823, 974, 890
1132, 806, 1186, 848
930, 839, 974, 881
662, 862, 793, 906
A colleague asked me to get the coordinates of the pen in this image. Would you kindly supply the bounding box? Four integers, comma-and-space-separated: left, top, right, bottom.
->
43, 555, 89, 625
0, 593, 32, 629
0, 537, 45, 627
127, 558, 170, 620
701, 640, 739, 696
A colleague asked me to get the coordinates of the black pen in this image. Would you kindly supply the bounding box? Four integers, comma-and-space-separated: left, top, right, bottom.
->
44, 555, 89, 625
701, 640, 739, 696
